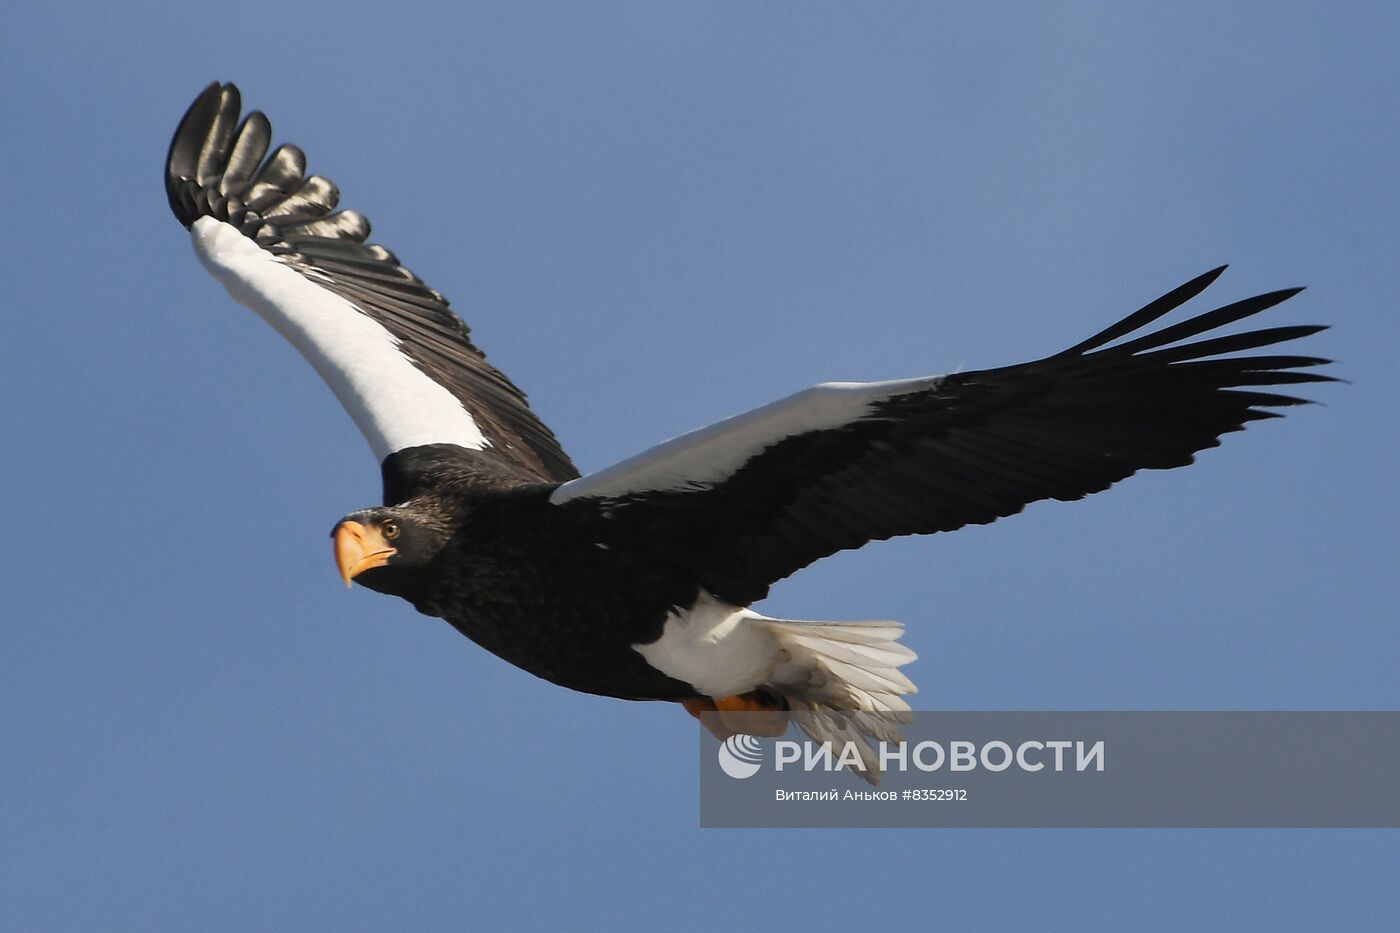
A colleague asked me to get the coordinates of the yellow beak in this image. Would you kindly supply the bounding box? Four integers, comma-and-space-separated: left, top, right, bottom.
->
333, 520, 397, 587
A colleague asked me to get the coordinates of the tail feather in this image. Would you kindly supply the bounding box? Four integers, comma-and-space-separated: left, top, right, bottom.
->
758, 618, 918, 784
778, 626, 916, 669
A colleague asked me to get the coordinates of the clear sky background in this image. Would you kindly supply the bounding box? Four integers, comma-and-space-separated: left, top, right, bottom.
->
3, 2, 1396, 929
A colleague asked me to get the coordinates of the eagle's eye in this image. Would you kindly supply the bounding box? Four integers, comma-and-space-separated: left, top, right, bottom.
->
381, 520, 400, 541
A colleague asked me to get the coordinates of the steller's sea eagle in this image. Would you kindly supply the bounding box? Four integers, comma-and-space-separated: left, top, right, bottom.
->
167, 82, 1333, 779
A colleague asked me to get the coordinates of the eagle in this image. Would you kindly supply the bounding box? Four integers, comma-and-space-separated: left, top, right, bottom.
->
167, 82, 1332, 778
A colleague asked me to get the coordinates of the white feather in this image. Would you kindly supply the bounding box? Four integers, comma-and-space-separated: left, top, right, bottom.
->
635, 595, 917, 710
190, 217, 488, 460
550, 377, 941, 503
635, 593, 918, 784
633, 592, 780, 697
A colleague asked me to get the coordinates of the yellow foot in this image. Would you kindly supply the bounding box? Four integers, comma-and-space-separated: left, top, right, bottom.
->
682, 692, 789, 738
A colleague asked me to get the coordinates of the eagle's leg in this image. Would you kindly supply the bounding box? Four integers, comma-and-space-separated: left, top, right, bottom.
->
682, 692, 789, 738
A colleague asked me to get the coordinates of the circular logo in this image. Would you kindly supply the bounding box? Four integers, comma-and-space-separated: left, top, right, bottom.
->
717, 733, 764, 779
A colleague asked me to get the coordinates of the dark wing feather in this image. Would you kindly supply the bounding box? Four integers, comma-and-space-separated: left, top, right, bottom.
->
583, 268, 1333, 604
166, 82, 577, 483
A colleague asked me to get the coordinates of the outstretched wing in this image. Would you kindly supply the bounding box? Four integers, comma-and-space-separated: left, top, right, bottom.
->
167, 82, 576, 483
553, 267, 1333, 604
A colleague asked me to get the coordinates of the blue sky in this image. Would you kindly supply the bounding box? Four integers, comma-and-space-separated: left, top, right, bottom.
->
3, 2, 1396, 929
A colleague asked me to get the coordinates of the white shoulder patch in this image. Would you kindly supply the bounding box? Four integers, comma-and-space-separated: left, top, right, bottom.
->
190, 217, 488, 460
550, 377, 938, 503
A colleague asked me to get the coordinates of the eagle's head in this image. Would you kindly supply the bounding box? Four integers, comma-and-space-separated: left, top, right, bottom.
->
331, 503, 455, 595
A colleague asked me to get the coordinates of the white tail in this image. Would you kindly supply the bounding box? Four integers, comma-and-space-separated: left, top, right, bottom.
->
759, 618, 918, 784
